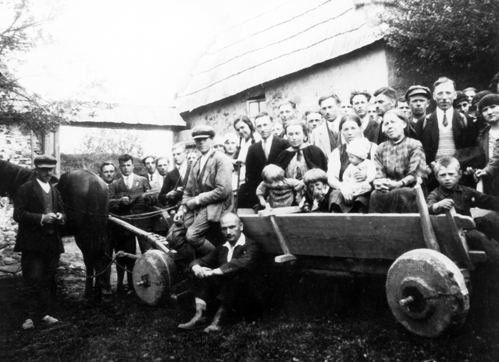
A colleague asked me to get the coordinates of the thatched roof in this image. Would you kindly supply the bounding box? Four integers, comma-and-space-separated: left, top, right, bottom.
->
176, 0, 385, 113
70, 104, 186, 129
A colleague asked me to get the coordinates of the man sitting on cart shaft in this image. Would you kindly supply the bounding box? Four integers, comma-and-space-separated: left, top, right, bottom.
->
427, 156, 499, 244
178, 212, 262, 333
167, 125, 233, 257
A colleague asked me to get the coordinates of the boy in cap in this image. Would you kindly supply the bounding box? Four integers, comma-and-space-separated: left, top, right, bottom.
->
14, 155, 66, 330
167, 125, 233, 262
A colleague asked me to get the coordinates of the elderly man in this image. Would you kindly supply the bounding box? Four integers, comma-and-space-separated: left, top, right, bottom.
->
167, 125, 233, 260
415, 77, 477, 190
178, 213, 262, 333
350, 90, 378, 143
99, 161, 116, 186
405, 85, 431, 125
245, 112, 288, 208
310, 93, 342, 158
109, 154, 151, 292
142, 155, 163, 191
14, 155, 66, 329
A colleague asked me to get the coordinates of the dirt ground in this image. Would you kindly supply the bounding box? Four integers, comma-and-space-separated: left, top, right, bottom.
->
1, 239, 499, 362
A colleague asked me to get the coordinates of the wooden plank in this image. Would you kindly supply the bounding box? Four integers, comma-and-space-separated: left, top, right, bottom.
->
240, 213, 427, 260
445, 208, 473, 270
258, 206, 301, 216
268, 214, 297, 263
414, 183, 440, 251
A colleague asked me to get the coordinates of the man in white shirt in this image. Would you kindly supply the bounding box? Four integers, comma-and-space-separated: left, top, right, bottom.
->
415, 77, 477, 190
178, 213, 262, 333
310, 93, 342, 158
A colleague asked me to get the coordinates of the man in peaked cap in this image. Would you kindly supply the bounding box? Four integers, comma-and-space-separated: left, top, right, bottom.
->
405, 85, 431, 125
167, 125, 233, 263
14, 155, 66, 330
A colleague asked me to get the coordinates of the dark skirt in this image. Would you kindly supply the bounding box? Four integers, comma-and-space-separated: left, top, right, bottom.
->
330, 190, 369, 213
368, 187, 419, 213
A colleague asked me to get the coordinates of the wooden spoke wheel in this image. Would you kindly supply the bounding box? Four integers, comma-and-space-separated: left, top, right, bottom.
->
386, 249, 469, 337
132, 250, 177, 306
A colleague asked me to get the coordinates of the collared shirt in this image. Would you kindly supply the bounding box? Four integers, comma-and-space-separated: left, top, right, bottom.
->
36, 178, 50, 193
436, 107, 454, 130
178, 162, 188, 180
199, 152, 210, 175
223, 233, 246, 262
262, 134, 274, 159
427, 184, 499, 217
123, 175, 134, 190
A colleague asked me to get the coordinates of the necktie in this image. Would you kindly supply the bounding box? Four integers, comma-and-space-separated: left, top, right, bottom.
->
150, 174, 153, 182
443, 113, 448, 127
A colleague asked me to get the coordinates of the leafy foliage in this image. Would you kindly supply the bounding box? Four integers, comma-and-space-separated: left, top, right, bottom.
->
0, 0, 94, 137
382, 0, 499, 77
76, 129, 145, 156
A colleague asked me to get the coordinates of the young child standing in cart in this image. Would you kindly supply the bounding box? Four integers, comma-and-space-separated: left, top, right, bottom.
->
256, 164, 304, 209
427, 156, 499, 245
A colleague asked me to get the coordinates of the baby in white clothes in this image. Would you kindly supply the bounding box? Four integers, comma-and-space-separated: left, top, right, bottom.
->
342, 138, 376, 196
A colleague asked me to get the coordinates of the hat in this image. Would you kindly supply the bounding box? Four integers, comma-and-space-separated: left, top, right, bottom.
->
223, 133, 239, 144
405, 85, 431, 101
34, 155, 57, 168
489, 72, 499, 88
478, 94, 499, 114
191, 125, 216, 140
346, 138, 370, 160
213, 136, 224, 146
453, 91, 468, 107
472, 90, 492, 108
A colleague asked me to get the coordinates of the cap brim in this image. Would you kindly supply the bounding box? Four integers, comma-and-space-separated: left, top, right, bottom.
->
192, 135, 211, 139
36, 164, 56, 168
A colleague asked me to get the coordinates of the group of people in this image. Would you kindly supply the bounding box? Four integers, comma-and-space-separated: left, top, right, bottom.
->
14, 74, 499, 333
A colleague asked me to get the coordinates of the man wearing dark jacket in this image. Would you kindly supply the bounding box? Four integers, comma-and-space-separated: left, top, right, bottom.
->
177, 213, 262, 333
245, 112, 288, 208
415, 77, 477, 190
14, 155, 66, 330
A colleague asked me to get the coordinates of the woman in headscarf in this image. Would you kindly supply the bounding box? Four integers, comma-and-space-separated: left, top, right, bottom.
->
369, 109, 427, 213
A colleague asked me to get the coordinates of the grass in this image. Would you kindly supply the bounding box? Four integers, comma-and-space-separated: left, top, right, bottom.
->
1, 261, 499, 362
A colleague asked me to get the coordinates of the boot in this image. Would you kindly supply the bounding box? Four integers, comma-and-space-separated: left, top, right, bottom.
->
203, 305, 225, 333
178, 299, 207, 330
195, 240, 215, 257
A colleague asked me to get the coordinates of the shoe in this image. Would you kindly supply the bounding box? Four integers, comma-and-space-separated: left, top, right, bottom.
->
203, 306, 225, 334
178, 302, 207, 330
102, 288, 113, 296
22, 319, 34, 330
42, 315, 59, 325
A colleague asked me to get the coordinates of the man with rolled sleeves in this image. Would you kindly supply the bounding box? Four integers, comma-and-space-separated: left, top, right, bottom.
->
167, 125, 233, 261
14, 155, 66, 329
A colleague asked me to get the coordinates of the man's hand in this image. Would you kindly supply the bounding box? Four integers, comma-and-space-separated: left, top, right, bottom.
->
165, 190, 181, 200
55, 212, 65, 225
192, 265, 213, 279
474, 169, 487, 182
433, 199, 455, 213
42, 213, 58, 224
120, 196, 130, 205
204, 268, 223, 277
340, 184, 354, 204
185, 198, 197, 210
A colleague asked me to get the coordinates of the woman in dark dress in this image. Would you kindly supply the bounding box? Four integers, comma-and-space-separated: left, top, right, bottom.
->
275, 120, 328, 179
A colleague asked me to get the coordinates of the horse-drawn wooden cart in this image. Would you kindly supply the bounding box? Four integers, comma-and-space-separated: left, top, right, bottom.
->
119, 185, 491, 338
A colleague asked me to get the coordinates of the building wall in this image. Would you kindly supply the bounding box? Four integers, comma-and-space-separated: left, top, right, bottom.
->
0, 124, 41, 168
178, 42, 389, 140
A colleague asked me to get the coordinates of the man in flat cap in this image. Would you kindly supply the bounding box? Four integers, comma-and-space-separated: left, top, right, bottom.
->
14, 155, 66, 330
167, 125, 233, 262
405, 85, 431, 125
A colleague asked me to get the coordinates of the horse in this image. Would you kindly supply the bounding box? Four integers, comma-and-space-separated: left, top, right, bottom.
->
0, 160, 110, 301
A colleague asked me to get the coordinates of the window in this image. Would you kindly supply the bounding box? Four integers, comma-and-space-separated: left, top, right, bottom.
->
246, 96, 266, 119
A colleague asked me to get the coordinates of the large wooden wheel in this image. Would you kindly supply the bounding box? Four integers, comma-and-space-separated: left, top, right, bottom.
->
386, 249, 469, 337
132, 250, 177, 306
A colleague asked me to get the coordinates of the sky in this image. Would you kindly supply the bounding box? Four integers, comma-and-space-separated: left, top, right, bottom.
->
9, 0, 235, 106
4, 0, 239, 154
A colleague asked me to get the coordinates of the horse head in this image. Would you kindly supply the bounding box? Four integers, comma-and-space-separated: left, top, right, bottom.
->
0, 160, 34, 200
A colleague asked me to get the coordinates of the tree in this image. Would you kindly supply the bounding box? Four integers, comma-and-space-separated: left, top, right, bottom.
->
77, 129, 145, 157
0, 0, 87, 138
382, 0, 499, 82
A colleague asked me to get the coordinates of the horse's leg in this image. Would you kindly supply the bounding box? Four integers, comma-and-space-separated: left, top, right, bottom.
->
74, 233, 94, 299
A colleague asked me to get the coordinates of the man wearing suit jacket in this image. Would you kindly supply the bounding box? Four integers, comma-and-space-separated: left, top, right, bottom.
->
245, 112, 288, 208
158, 142, 190, 212
178, 213, 262, 333
310, 93, 342, 159
142, 155, 164, 192
168, 126, 233, 260
350, 90, 379, 143
415, 77, 477, 190
14, 155, 66, 329
109, 154, 151, 292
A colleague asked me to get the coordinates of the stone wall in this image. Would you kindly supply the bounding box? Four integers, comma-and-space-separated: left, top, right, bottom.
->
0, 124, 42, 167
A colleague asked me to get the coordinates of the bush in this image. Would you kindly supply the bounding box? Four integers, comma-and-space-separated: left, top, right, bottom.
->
61, 153, 147, 177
